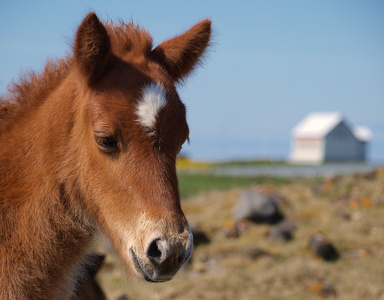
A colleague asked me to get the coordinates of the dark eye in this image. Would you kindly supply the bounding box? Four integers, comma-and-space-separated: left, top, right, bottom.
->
94, 134, 117, 152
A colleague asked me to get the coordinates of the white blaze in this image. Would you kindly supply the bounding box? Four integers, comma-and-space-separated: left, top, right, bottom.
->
136, 83, 167, 129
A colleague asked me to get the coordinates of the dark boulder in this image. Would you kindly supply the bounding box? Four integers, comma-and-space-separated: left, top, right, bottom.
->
190, 224, 210, 246
267, 220, 296, 241
233, 189, 284, 224
309, 234, 339, 262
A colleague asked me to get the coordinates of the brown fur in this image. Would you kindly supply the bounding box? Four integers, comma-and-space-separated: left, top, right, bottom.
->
0, 13, 211, 299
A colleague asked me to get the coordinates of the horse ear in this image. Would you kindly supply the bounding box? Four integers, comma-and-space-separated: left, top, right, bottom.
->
151, 19, 212, 81
74, 13, 111, 85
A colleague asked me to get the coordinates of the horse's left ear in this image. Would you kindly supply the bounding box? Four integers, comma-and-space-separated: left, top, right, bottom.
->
74, 13, 111, 85
151, 19, 212, 81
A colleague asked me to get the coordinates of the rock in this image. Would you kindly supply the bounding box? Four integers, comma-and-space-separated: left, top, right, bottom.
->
222, 219, 252, 239
309, 234, 339, 262
190, 224, 210, 246
267, 220, 296, 241
233, 189, 284, 224
236, 219, 252, 231
246, 247, 273, 261
305, 280, 337, 297
341, 196, 378, 209
342, 246, 373, 259
313, 175, 340, 195
222, 221, 240, 238
340, 212, 352, 221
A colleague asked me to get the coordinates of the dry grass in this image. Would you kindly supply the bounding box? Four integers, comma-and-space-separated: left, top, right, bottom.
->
95, 168, 384, 299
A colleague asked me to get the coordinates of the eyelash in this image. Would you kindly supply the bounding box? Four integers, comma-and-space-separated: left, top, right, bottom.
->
94, 135, 118, 152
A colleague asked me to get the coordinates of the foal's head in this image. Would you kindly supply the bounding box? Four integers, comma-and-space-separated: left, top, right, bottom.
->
72, 13, 211, 282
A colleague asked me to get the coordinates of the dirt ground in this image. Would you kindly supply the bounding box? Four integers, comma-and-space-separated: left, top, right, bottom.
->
95, 168, 384, 300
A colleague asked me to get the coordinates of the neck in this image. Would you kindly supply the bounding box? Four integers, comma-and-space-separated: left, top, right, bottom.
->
0, 71, 95, 299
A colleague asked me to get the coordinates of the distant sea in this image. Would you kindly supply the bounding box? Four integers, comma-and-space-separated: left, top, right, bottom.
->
211, 162, 383, 178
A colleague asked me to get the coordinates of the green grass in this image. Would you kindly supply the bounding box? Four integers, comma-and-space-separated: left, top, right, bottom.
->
178, 173, 291, 199
212, 159, 288, 167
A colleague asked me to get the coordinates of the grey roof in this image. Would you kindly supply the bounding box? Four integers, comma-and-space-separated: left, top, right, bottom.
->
292, 112, 372, 141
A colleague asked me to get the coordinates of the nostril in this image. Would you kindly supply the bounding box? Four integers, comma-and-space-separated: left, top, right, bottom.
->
147, 239, 163, 263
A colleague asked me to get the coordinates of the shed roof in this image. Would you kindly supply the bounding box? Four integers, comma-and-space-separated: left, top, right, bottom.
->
292, 112, 343, 138
292, 112, 372, 142
353, 126, 372, 142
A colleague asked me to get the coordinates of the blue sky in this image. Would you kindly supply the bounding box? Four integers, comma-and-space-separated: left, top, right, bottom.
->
1, 1, 383, 162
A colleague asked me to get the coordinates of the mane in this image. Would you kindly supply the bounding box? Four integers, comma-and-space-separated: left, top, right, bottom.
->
0, 21, 154, 134
106, 20, 153, 57
0, 57, 72, 133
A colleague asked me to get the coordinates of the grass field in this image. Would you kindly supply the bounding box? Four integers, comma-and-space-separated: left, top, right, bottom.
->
95, 165, 384, 300
178, 173, 291, 199
177, 157, 291, 198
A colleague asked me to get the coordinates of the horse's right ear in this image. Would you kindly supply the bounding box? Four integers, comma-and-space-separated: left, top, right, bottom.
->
150, 19, 212, 82
74, 13, 111, 85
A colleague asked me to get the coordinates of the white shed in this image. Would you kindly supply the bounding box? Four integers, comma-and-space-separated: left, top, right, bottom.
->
290, 112, 372, 164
